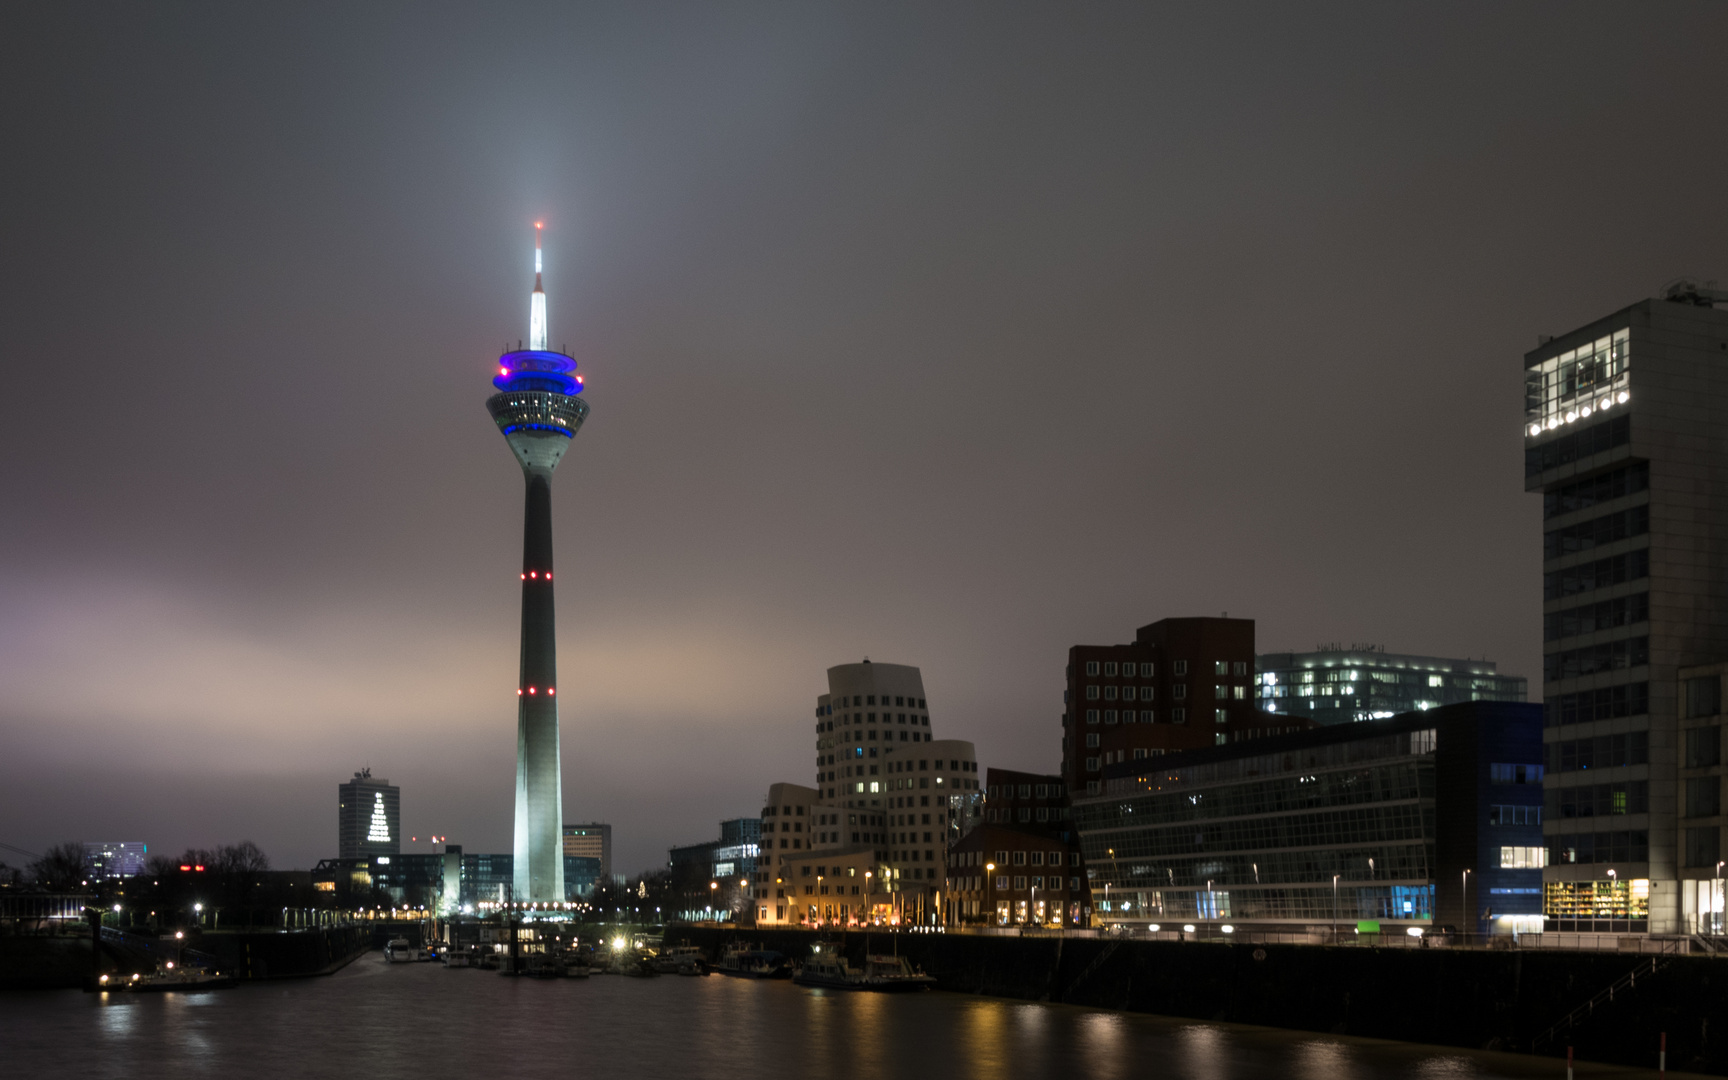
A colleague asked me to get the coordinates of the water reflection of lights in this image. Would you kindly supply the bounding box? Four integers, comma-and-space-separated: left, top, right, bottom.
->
960, 1000, 1008, 1080
1077, 1012, 1128, 1080
1293, 1039, 1357, 1080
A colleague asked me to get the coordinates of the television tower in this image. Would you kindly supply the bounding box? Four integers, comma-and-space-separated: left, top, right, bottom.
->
486, 222, 589, 904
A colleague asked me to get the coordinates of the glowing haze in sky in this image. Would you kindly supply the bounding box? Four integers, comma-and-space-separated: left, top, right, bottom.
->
2, 2, 1727, 873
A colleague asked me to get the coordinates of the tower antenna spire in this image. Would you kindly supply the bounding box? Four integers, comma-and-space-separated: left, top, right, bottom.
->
529, 221, 548, 351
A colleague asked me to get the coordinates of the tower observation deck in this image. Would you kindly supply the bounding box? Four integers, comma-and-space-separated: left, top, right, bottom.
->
486, 222, 589, 904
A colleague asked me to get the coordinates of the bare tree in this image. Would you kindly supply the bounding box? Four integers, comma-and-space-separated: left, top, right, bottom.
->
176, 848, 218, 869
28, 842, 87, 890
214, 841, 270, 873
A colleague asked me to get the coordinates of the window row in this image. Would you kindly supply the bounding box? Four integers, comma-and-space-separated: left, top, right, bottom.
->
985, 807, 1072, 824
1085, 685, 1157, 701
1544, 462, 1648, 520
1544, 683, 1648, 727
1543, 636, 1648, 682
1084, 708, 1190, 724
1085, 661, 1156, 677
969, 875, 1078, 893
1489, 803, 1541, 825
1686, 725, 1722, 768
1524, 330, 1629, 429
1544, 505, 1648, 560
1089, 804, 1430, 860
1685, 776, 1721, 819
1544, 593, 1648, 643
827, 694, 926, 710
988, 782, 1068, 799
1490, 763, 1544, 784
987, 849, 1077, 868
1543, 548, 1647, 602
1078, 763, 1427, 829
1088, 845, 1434, 892
1548, 829, 1649, 866
1547, 731, 1649, 773
1081, 659, 1233, 678
1545, 780, 1648, 819
1686, 677, 1723, 720
1525, 414, 1630, 478
1500, 846, 1547, 869
821, 713, 931, 731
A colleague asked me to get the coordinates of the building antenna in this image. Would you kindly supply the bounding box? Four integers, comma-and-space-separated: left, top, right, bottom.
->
529, 222, 548, 351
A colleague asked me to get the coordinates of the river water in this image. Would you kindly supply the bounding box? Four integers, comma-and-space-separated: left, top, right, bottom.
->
0, 955, 1692, 1079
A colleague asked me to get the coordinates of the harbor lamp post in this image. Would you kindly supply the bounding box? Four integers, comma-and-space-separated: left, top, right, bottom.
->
985, 863, 996, 927
1331, 875, 1339, 944
1715, 862, 1725, 933
1461, 869, 1472, 940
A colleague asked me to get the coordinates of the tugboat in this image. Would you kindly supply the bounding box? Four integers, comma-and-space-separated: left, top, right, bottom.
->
793, 951, 935, 992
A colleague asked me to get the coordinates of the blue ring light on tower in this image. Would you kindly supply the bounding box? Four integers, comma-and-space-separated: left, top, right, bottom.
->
494, 350, 583, 397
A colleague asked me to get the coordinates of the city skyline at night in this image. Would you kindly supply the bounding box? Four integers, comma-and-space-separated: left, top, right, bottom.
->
3, 4, 1728, 876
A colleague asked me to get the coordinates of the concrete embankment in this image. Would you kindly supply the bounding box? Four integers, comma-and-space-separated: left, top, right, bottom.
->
0, 925, 372, 989
674, 926, 1728, 1075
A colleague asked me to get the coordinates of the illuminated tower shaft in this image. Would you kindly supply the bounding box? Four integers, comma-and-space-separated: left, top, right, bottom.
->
486, 223, 588, 904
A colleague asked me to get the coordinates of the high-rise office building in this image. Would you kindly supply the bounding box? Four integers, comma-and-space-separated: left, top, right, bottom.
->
338, 769, 399, 859
82, 842, 147, 880
1526, 285, 1728, 934
487, 223, 590, 904
1061, 617, 1268, 797
1256, 648, 1527, 726
562, 823, 612, 880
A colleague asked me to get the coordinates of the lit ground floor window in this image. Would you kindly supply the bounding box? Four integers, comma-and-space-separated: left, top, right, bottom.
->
1544, 878, 1649, 932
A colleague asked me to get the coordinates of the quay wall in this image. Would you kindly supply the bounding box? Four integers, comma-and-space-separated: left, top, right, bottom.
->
0, 925, 372, 989
673, 926, 1728, 1075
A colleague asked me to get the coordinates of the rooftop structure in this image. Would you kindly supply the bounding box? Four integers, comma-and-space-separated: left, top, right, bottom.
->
1256, 648, 1527, 726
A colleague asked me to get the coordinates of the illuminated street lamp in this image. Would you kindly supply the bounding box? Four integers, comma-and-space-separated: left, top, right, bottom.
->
985, 863, 995, 927
1461, 869, 1472, 939
1331, 874, 1339, 943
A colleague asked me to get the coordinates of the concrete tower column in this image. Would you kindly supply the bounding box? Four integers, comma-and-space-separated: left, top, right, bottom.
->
486, 223, 590, 904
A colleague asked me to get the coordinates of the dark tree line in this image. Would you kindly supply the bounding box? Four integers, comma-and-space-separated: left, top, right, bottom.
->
19, 840, 270, 891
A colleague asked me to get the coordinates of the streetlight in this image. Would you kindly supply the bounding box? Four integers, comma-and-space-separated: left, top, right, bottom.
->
1715, 862, 1726, 933
1461, 869, 1472, 940
1331, 874, 1339, 943
984, 864, 995, 927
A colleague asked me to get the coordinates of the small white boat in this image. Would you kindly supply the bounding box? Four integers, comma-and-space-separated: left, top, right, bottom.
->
384, 938, 426, 963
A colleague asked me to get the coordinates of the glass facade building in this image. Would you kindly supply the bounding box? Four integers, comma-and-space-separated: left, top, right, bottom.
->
1074, 702, 1545, 935
1256, 649, 1526, 726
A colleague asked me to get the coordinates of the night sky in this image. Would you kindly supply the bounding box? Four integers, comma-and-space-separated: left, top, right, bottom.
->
3, 3, 1726, 875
